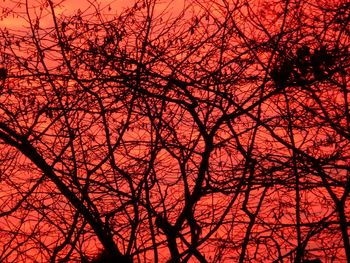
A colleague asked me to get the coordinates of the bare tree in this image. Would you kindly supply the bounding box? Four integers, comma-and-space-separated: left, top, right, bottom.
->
0, 0, 349, 262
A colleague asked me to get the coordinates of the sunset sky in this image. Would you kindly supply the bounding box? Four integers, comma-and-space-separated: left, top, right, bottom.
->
0, 0, 349, 262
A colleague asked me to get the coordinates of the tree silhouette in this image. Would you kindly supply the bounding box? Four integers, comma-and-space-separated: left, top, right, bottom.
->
0, 0, 349, 262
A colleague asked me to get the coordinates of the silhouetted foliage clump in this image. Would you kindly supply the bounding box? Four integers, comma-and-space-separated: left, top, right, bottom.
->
271, 45, 337, 88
